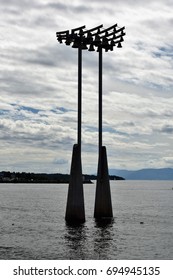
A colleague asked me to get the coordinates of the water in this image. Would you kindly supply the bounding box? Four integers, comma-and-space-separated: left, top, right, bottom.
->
0, 181, 173, 260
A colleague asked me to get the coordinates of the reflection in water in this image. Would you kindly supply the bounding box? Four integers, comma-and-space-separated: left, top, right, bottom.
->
64, 223, 88, 259
64, 219, 118, 259
93, 219, 116, 259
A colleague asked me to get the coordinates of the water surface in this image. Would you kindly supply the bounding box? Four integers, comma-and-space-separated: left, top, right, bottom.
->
0, 181, 173, 259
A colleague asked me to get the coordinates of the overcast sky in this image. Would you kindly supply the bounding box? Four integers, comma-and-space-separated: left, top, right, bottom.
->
0, 0, 173, 174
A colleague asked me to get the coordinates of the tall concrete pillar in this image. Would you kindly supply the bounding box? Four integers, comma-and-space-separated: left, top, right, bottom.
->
94, 47, 113, 220
65, 144, 85, 223
94, 146, 113, 219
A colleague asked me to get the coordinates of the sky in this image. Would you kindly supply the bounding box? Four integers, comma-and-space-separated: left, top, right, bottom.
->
0, 0, 173, 174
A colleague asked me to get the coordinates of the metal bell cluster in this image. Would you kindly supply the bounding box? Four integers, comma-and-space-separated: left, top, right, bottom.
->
56, 24, 126, 52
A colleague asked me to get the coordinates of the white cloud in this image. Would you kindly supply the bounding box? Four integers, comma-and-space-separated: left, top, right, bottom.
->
0, 0, 173, 173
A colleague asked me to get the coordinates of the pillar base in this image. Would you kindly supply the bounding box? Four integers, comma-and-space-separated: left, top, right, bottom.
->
94, 146, 113, 219
65, 144, 85, 224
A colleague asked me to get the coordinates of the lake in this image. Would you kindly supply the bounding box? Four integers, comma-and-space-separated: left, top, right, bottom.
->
0, 181, 173, 259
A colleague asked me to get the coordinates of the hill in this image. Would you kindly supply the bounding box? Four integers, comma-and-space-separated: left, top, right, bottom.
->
109, 168, 173, 180
0, 171, 124, 183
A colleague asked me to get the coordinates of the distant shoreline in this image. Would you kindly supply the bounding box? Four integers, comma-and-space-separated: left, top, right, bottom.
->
0, 171, 125, 184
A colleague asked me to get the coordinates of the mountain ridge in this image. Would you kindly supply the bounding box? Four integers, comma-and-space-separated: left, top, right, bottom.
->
109, 168, 173, 180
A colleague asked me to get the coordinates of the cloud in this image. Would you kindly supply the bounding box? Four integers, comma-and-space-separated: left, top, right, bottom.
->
156, 124, 173, 134
0, 0, 173, 173
53, 158, 68, 165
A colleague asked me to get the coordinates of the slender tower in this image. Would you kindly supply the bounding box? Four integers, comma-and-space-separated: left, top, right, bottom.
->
56, 24, 126, 222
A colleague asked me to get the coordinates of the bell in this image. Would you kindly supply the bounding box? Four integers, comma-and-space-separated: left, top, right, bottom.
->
109, 40, 115, 51
65, 40, 71, 45
109, 44, 113, 51
111, 40, 115, 46
96, 46, 102, 52
117, 42, 122, 48
65, 36, 71, 45
72, 38, 80, 48
105, 43, 111, 52
102, 37, 109, 49
79, 29, 84, 36
86, 32, 93, 44
94, 35, 101, 46
57, 35, 62, 44
88, 44, 95, 51
80, 42, 88, 50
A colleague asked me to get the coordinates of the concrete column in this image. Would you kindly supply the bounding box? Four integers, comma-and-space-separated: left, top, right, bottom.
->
65, 144, 85, 223
94, 48, 113, 219
65, 47, 85, 224
94, 146, 113, 219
